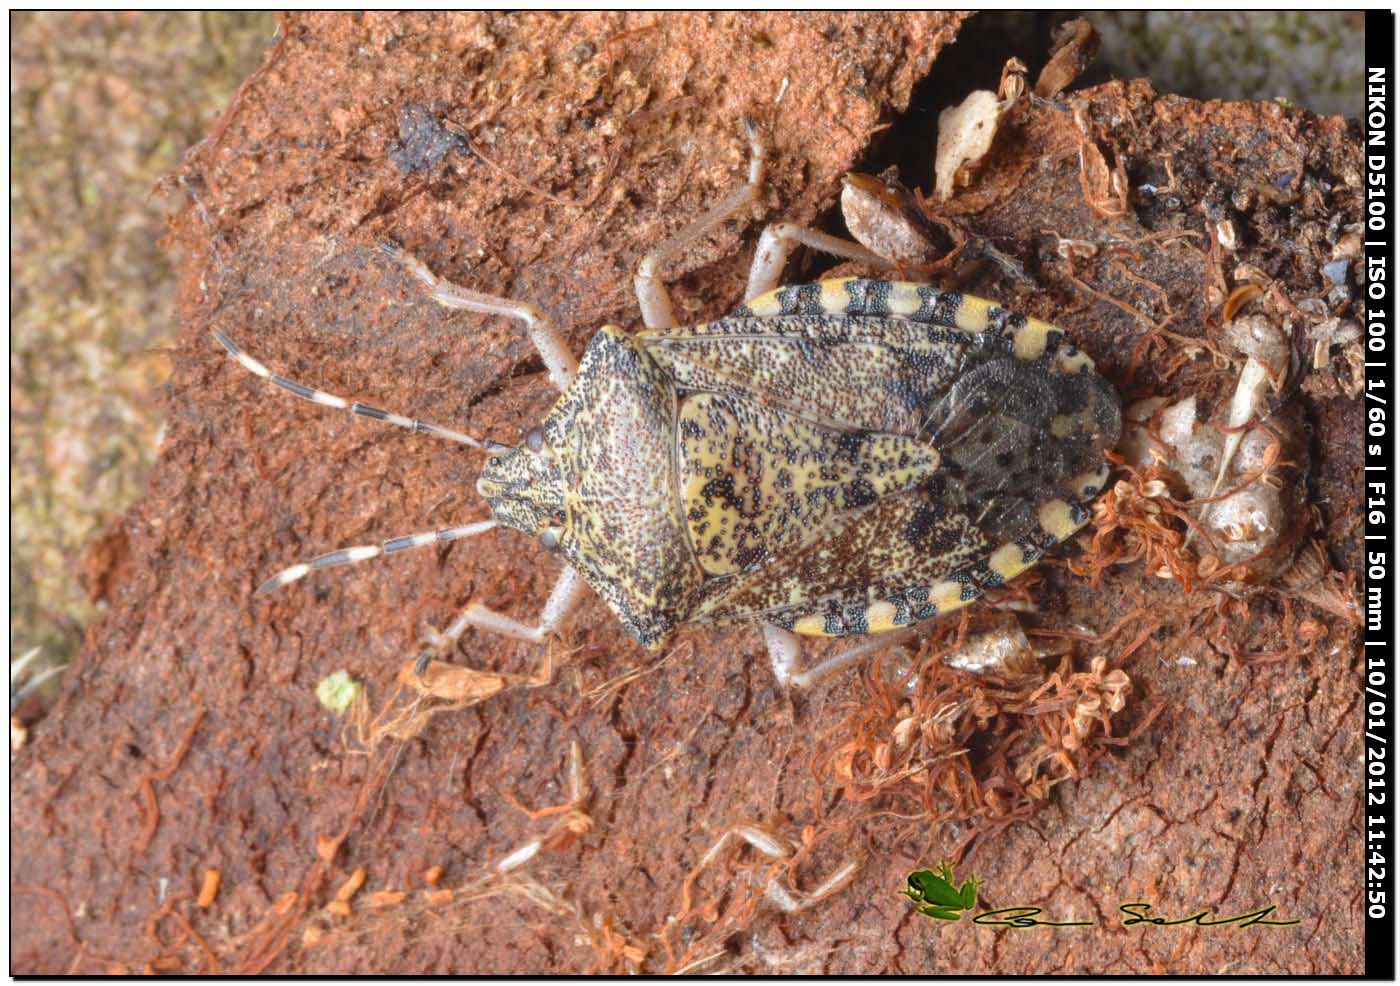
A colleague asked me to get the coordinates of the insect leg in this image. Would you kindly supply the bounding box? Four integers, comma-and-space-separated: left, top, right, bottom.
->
416, 565, 587, 671
763, 623, 917, 689
382, 243, 578, 392
744, 223, 885, 301
634, 118, 766, 329
212, 331, 507, 452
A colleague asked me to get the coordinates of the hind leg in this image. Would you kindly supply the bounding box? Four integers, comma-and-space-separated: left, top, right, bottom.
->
762, 623, 917, 689
744, 223, 884, 301
634, 119, 767, 330
632, 120, 889, 328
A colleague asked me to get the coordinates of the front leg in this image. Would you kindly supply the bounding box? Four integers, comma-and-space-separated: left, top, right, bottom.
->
457, 564, 587, 643
416, 565, 587, 675
384, 243, 578, 392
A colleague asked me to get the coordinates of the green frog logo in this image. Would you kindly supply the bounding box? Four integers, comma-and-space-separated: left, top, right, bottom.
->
902, 860, 981, 921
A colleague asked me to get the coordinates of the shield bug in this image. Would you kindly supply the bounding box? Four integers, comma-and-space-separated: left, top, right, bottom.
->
215, 120, 1121, 688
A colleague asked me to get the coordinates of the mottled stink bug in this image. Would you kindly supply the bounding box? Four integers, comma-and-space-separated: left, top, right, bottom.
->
215, 121, 1121, 688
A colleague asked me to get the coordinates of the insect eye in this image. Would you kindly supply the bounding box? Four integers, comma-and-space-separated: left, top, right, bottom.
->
540, 528, 560, 550
525, 428, 544, 452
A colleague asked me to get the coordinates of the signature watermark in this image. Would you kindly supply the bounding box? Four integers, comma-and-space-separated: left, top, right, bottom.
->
904, 862, 1299, 930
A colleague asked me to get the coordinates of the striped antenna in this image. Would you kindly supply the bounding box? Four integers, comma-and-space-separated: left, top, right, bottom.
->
212, 330, 510, 454
257, 520, 497, 594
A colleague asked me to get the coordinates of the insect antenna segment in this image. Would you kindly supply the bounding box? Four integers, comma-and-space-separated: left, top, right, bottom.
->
256, 520, 498, 594
212, 330, 510, 594
211, 330, 510, 453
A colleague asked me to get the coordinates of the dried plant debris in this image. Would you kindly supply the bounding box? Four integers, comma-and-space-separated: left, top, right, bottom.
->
934, 87, 1004, 202
840, 170, 955, 268
1306, 315, 1363, 399
658, 612, 1136, 973
1210, 172, 1365, 401
814, 613, 1151, 840
1278, 538, 1362, 625
659, 822, 862, 974
940, 611, 1041, 678
1111, 311, 1313, 588
1034, 18, 1101, 100
839, 169, 1026, 281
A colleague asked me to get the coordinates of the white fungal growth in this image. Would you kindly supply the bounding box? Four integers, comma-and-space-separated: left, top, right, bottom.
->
1201, 315, 1289, 545
1156, 397, 1199, 449
1118, 326, 1308, 582
1210, 486, 1283, 562
934, 89, 1007, 201
1222, 314, 1290, 385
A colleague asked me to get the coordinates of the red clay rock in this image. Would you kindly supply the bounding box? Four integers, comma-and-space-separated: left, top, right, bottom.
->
12, 13, 1363, 974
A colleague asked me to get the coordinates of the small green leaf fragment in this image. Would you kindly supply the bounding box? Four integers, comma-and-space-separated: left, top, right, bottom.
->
316, 669, 362, 714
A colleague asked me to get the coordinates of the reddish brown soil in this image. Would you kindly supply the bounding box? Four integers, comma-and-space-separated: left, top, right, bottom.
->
12, 12, 1363, 974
